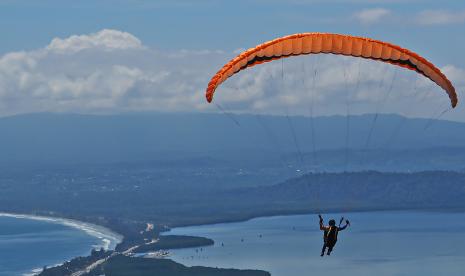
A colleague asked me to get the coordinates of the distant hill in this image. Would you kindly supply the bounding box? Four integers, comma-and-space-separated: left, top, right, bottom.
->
237, 171, 465, 213
1, 112, 465, 171
3, 168, 464, 228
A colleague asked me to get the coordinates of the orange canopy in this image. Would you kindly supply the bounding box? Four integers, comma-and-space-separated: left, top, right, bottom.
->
206, 33, 457, 107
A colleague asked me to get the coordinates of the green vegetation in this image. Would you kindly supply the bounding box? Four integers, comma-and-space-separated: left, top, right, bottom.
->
39, 248, 111, 276
92, 255, 270, 276
39, 234, 252, 276
3, 168, 465, 245
244, 171, 465, 212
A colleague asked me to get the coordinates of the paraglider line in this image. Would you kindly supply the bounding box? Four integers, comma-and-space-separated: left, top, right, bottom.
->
255, 114, 289, 170
382, 77, 421, 149
308, 56, 320, 171
215, 103, 241, 127
286, 112, 304, 165
342, 58, 354, 172
364, 67, 398, 150
423, 106, 452, 130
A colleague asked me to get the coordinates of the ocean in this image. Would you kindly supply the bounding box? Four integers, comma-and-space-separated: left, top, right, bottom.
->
167, 211, 465, 276
0, 214, 121, 276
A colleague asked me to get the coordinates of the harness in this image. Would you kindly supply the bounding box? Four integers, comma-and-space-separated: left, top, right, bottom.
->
325, 226, 338, 243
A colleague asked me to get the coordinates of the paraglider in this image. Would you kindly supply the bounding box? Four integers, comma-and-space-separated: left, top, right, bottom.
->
205, 33, 458, 108
319, 214, 350, 256
204, 33, 459, 257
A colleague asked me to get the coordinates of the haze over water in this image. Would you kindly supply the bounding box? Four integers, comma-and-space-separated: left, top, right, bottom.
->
168, 211, 465, 276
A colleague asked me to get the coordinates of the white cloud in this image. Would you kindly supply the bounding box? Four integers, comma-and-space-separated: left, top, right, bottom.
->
442, 65, 465, 101
0, 29, 224, 115
47, 29, 144, 53
442, 65, 465, 85
415, 10, 465, 25
353, 8, 391, 24
0, 29, 462, 121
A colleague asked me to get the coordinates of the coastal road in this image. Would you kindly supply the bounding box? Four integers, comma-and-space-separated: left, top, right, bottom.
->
70, 240, 158, 276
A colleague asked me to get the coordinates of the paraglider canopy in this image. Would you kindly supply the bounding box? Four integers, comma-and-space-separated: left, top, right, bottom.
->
205, 33, 458, 108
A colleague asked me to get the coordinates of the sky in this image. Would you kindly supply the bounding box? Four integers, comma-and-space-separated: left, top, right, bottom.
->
0, 0, 464, 120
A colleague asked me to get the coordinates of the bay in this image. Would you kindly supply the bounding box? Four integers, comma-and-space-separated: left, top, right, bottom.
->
168, 211, 465, 276
0, 214, 121, 276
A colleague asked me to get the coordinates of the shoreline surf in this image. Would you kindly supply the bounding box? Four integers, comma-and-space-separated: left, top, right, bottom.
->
0, 212, 123, 275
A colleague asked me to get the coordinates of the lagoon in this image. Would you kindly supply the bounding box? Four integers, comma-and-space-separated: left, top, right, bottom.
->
168, 211, 465, 276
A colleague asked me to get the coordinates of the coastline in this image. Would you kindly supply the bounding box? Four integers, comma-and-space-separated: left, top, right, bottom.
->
0, 212, 123, 275
4, 207, 463, 276
168, 206, 465, 229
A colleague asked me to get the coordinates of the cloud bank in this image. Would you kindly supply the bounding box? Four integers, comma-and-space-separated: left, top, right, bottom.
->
0, 29, 463, 120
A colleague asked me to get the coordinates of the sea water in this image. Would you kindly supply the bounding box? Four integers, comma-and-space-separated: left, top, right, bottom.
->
168, 211, 465, 276
0, 214, 121, 276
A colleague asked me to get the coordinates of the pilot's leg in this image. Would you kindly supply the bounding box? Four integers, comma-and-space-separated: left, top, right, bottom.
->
321, 244, 327, 257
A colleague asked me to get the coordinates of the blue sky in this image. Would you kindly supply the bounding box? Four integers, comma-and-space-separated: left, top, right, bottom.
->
0, 0, 464, 120
2, 0, 465, 59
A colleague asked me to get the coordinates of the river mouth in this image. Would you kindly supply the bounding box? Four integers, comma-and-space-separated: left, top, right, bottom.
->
166, 211, 465, 276
0, 213, 122, 276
